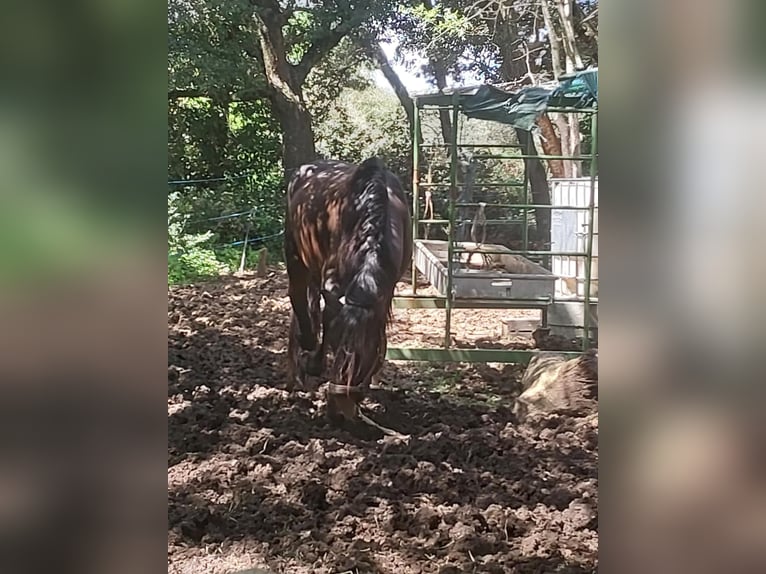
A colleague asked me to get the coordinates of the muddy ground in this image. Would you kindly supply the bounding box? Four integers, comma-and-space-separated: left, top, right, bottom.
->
168, 269, 598, 574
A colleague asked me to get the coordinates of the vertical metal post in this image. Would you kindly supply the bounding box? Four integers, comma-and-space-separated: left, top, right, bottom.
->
445, 95, 460, 348
582, 112, 598, 351
411, 99, 421, 294
238, 224, 250, 273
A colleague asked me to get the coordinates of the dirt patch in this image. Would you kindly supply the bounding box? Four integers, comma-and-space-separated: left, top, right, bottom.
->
168, 269, 598, 574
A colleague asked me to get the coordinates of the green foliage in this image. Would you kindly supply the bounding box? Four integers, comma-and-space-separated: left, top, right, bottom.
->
213, 245, 270, 272
168, 231, 280, 285
315, 85, 412, 177
168, 221, 227, 285
284, 10, 315, 65
168, 183, 287, 285
168, 239, 227, 285
168, 191, 226, 284
168, 0, 285, 254
304, 38, 373, 123
392, 1, 498, 85
167, 0, 381, 263
168, 97, 283, 244
406, 4, 478, 46
168, 0, 264, 97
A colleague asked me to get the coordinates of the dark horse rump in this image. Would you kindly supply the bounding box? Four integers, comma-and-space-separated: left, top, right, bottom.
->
285, 157, 412, 420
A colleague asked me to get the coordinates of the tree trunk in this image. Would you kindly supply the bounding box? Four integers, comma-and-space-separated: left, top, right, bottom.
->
553, 113, 573, 177
362, 38, 422, 188
539, 0, 565, 79
495, 13, 527, 81
273, 94, 316, 173
516, 128, 551, 245
433, 62, 453, 145
423, 0, 453, 145
367, 42, 414, 128
555, 0, 584, 72
205, 98, 231, 179
569, 115, 581, 178
254, 9, 317, 173
537, 114, 566, 178
491, 6, 552, 246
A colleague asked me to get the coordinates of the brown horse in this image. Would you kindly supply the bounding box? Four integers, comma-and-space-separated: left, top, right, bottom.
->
284, 157, 412, 422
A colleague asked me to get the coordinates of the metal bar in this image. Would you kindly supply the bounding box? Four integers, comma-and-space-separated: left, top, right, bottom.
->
456, 202, 593, 211
451, 248, 590, 256
238, 224, 250, 273
385, 347, 582, 363
445, 95, 460, 348
412, 100, 421, 294
545, 107, 598, 114
522, 133, 531, 253
472, 154, 596, 161
419, 182, 525, 188
418, 106, 597, 115
458, 202, 592, 210
418, 219, 527, 225
419, 143, 525, 149
393, 296, 551, 309
583, 112, 598, 352
418, 104, 595, 115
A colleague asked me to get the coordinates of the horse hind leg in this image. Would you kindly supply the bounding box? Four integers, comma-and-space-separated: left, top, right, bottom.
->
304, 286, 324, 378
285, 249, 321, 389
287, 313, 304, 391
368, 330, 387, 388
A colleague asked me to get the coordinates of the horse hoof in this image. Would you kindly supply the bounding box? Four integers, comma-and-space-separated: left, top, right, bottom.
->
304, 376, 322, 393
305, 353, 324, 377
286, 375, 306, 392
326, 394, 358, 423
306, 362, 323, 378
325, 409, 346, 427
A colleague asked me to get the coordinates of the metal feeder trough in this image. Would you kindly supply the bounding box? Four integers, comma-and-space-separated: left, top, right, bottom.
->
414, 239, 556, 301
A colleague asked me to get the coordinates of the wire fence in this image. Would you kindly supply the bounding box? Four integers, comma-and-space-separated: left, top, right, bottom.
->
188, 209, 254, 225
227, 229, 284, 247
168, 172, 285, 276
167, 172, 255, 186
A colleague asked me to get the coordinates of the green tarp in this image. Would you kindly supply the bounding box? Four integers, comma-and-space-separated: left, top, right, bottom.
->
418, 69, 598, 131
461, 85, 553, 131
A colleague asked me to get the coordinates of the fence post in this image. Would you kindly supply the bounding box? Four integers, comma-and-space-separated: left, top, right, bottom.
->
256, 247, 268, 277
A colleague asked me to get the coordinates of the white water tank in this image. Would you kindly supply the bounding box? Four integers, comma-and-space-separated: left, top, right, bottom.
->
550, 177, 598, 300
549, 177, 598, 338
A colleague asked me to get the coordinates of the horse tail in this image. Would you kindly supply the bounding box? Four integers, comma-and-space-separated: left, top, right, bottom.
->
343, 157, 393, 308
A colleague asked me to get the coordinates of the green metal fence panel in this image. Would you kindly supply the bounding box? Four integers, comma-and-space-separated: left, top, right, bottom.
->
404, 78, 598, 363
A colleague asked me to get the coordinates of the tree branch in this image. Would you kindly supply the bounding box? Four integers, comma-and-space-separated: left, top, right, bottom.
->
555, 0, 584, 72
360, 40, 414, 128
252, 5, 302, 104
295, 19, 365, 85
295, 32, 344, 84
539, 0, 564, 79
250, 0, 287, 28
